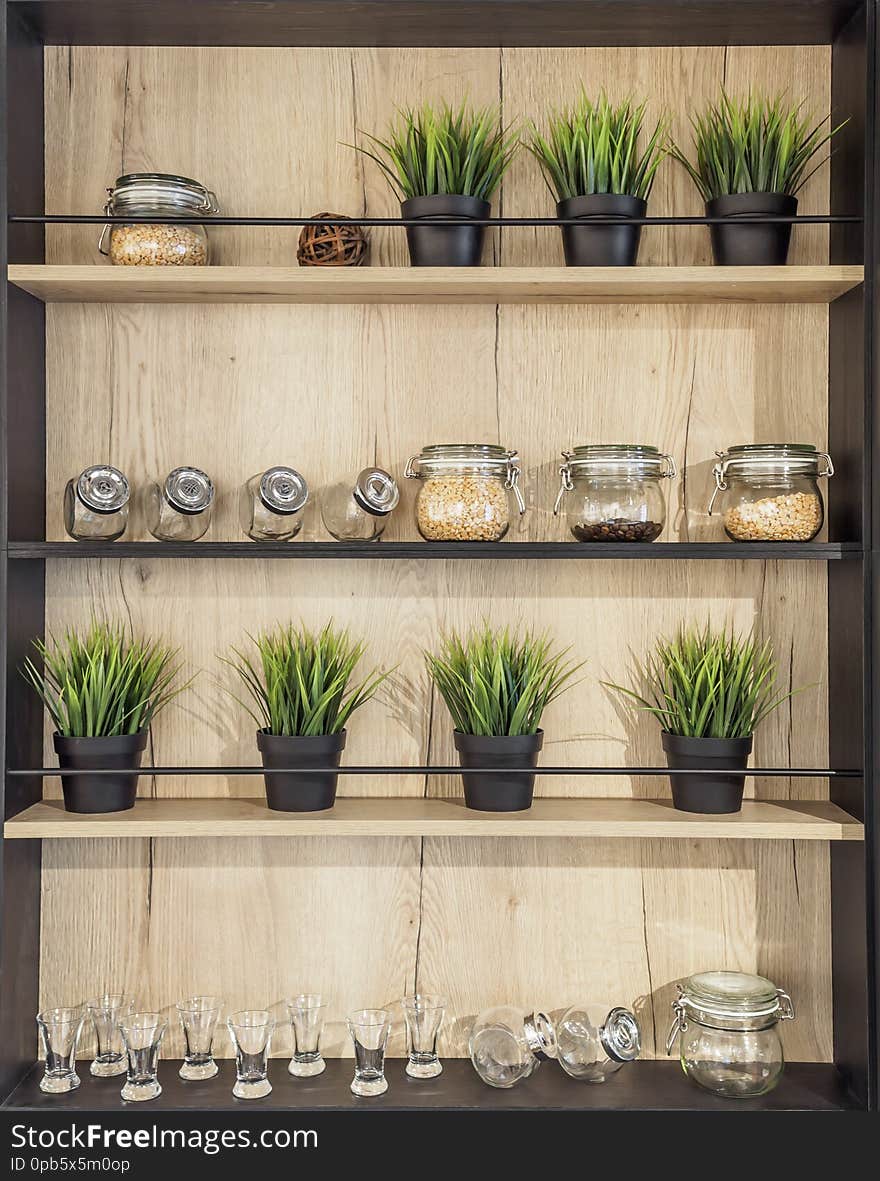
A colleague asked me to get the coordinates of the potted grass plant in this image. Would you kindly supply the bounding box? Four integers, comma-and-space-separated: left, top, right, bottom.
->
671, 90, 846, 266
527, 92, 668, 266
21, 621, 185, 814
605, 623, 806, 814
426, 625, 582, 812
227, 622, 389, 812
351, 100, 519, 266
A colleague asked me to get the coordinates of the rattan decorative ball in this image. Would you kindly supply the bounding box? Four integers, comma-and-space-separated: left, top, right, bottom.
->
297, 213, 369, 267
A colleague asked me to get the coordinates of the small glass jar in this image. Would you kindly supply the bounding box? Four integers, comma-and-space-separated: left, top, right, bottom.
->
469, 1007, 556, 1089
146, 467, 214, 542
666, 970, 795, 1099
240, 467, 309, 542
405, 444, 526, 542
554, 445, 676, 542
556, 1004, 641, 1082
709, 444, 834, 542
63, 465, 130, 541
99, 173, 219, 266
321, 468, 399, 542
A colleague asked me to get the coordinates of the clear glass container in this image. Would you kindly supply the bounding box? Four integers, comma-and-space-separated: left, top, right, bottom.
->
37, 1005, 86, 1094
118, 1012, 168, 1103
321, 468, 399, 542
240, 467, 309, 542
402, 994, 446, 1079
554, 445, 676, 542
227, 1010, 275, 1100
287, 994, 327, 1078
666, 970, 795, 1098
405, 444, 526, 542
87, 994, 135, 1078
99, 173, 219, 266
64, 466, 130, 541
556, 1004, 641, 1082
469, 1007, 556, 1089
176, 996, 223, 1081
347, 1008, 391, 1097
709, 444, 834, 542
146, 467, 214, 542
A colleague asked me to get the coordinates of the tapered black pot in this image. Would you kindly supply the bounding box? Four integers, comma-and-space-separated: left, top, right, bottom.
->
557, 194, 646, 267
53, 731, 148, 814
706, 193, 797, 266
401, 195, 490, 267
453, 730, 543, 812
661, 731, 753, 814
257, 729, 346, 812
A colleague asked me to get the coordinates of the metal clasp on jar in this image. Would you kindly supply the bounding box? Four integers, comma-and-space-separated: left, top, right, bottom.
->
505, 455, 526, 515
664, 992, 688, 1056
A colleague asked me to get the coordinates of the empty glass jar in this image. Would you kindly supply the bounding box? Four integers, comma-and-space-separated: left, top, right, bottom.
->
406, 444, 526, 541
146, 467, 214, 542
64, 465, 130, 541
554, 445, 677, 542
666, 970, 795, 1098
469, 1007, 556, 1088
37, 1005, 86, 1094
709, 444, 834, 542
321, 468, 399, 541
556, 1004, 641, 1082
99, 173, 219, 266
241, 467, 309, 542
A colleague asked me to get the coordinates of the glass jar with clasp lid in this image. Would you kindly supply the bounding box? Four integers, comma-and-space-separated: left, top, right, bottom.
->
709, 444, 834, 542
99, 173, 219, 266
554, 444, 677, 542
405, 444, 526, 542
665, 970, 795, 1098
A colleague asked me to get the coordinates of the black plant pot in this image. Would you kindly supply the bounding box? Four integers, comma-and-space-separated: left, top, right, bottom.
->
53, 731, 148, 814
661, 731, 753, 814
557, 194, 646, 267
256, 729, 346, 812
453, 730, 543, 812
706, 192, 797, 266
401, 195, 490, 267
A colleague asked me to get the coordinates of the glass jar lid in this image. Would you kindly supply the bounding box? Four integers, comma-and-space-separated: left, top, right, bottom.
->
105, 173, 220, 216
714, 443, 834, 479
76, 465, 130, 514
407, 443, 519, 472
259, 466, 308, 515
353, 468, 399, 516
600, 1007, 642, 1063
679, 971, 790, 1020
564, 444, 677, 478
164, 467, 215, 515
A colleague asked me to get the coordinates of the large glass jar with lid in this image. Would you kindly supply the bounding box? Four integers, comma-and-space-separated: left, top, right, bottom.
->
469, 1007, 556, 1089
146, 467, 214, 542
99, 174, 219, 266
709, 444, 834, 542
665, 971, 795, 1098
405, 444, 525, 542
321, 468, 399, 542
554, 445, 677, 542
240, 467, 309, 542
63, 465, 130, 542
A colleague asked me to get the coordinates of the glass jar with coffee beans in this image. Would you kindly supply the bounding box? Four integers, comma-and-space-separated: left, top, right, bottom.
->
99, 174, 219, 266
405, 444, 526, 542
554, 445, 676, 542
709, 444, 833, 542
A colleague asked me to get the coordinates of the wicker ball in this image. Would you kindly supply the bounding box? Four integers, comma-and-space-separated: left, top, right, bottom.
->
297, 213, 369, 267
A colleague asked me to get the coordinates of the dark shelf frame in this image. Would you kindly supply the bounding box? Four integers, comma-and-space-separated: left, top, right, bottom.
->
1, 0, 878, 1118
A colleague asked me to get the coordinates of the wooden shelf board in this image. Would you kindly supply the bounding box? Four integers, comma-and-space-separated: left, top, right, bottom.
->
7, 265, 865, 305
4, 796, 864, 840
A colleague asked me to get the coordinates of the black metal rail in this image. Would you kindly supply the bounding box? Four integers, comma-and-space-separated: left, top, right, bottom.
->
7, 214, 865, 227
6, 765, 861, 777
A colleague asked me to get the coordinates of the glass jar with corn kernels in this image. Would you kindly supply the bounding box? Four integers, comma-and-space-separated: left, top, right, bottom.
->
99, 174, 218, 266
404, 444, 526, 542
709, 444, 834, 542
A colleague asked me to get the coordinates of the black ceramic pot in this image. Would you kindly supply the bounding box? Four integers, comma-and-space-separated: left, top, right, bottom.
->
401, 194, 490, 267
257, 729, 346, 812
453, 730, 543, 812
661, 731, 753, 814
557, 194, 646, 267
53, 731, 148, 814
706, 192, 797, 266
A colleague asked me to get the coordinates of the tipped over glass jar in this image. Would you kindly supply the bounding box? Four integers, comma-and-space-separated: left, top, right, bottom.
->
64, 465, 130, 541
554, 445, 677, 542
405, 444, 525, 542
99, 173, 219, 266
709, 444, 834, 542
241, 467, 309, 542
321, 468, 399, 541
146, 467, 215, 542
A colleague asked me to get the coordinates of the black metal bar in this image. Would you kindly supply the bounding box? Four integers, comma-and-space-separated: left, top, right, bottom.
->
6, 214, 865, 227
5, 765, 861, 777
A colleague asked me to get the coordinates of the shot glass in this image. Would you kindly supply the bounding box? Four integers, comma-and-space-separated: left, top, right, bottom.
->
37, 1006, 86, 1094
286, 994, 326, 1078
177, 996, 223, 1081
87, 994, 135, 1078
347, 1008, 391, 1097
227, 1010, 274, 1100
118, 1012, 167, 1102
402, 994, 446, 1079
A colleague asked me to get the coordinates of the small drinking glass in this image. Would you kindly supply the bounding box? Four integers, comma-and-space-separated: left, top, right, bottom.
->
347, 1009, 391, 1097
227, 1010, 275, 1100
402, 994, 446, 1079
37, 1006, 86, 1094
287, 994, 326, 1078
87, 994, 134, 1077
118, 1012, 167, 1102
177, 996, 223, 1081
